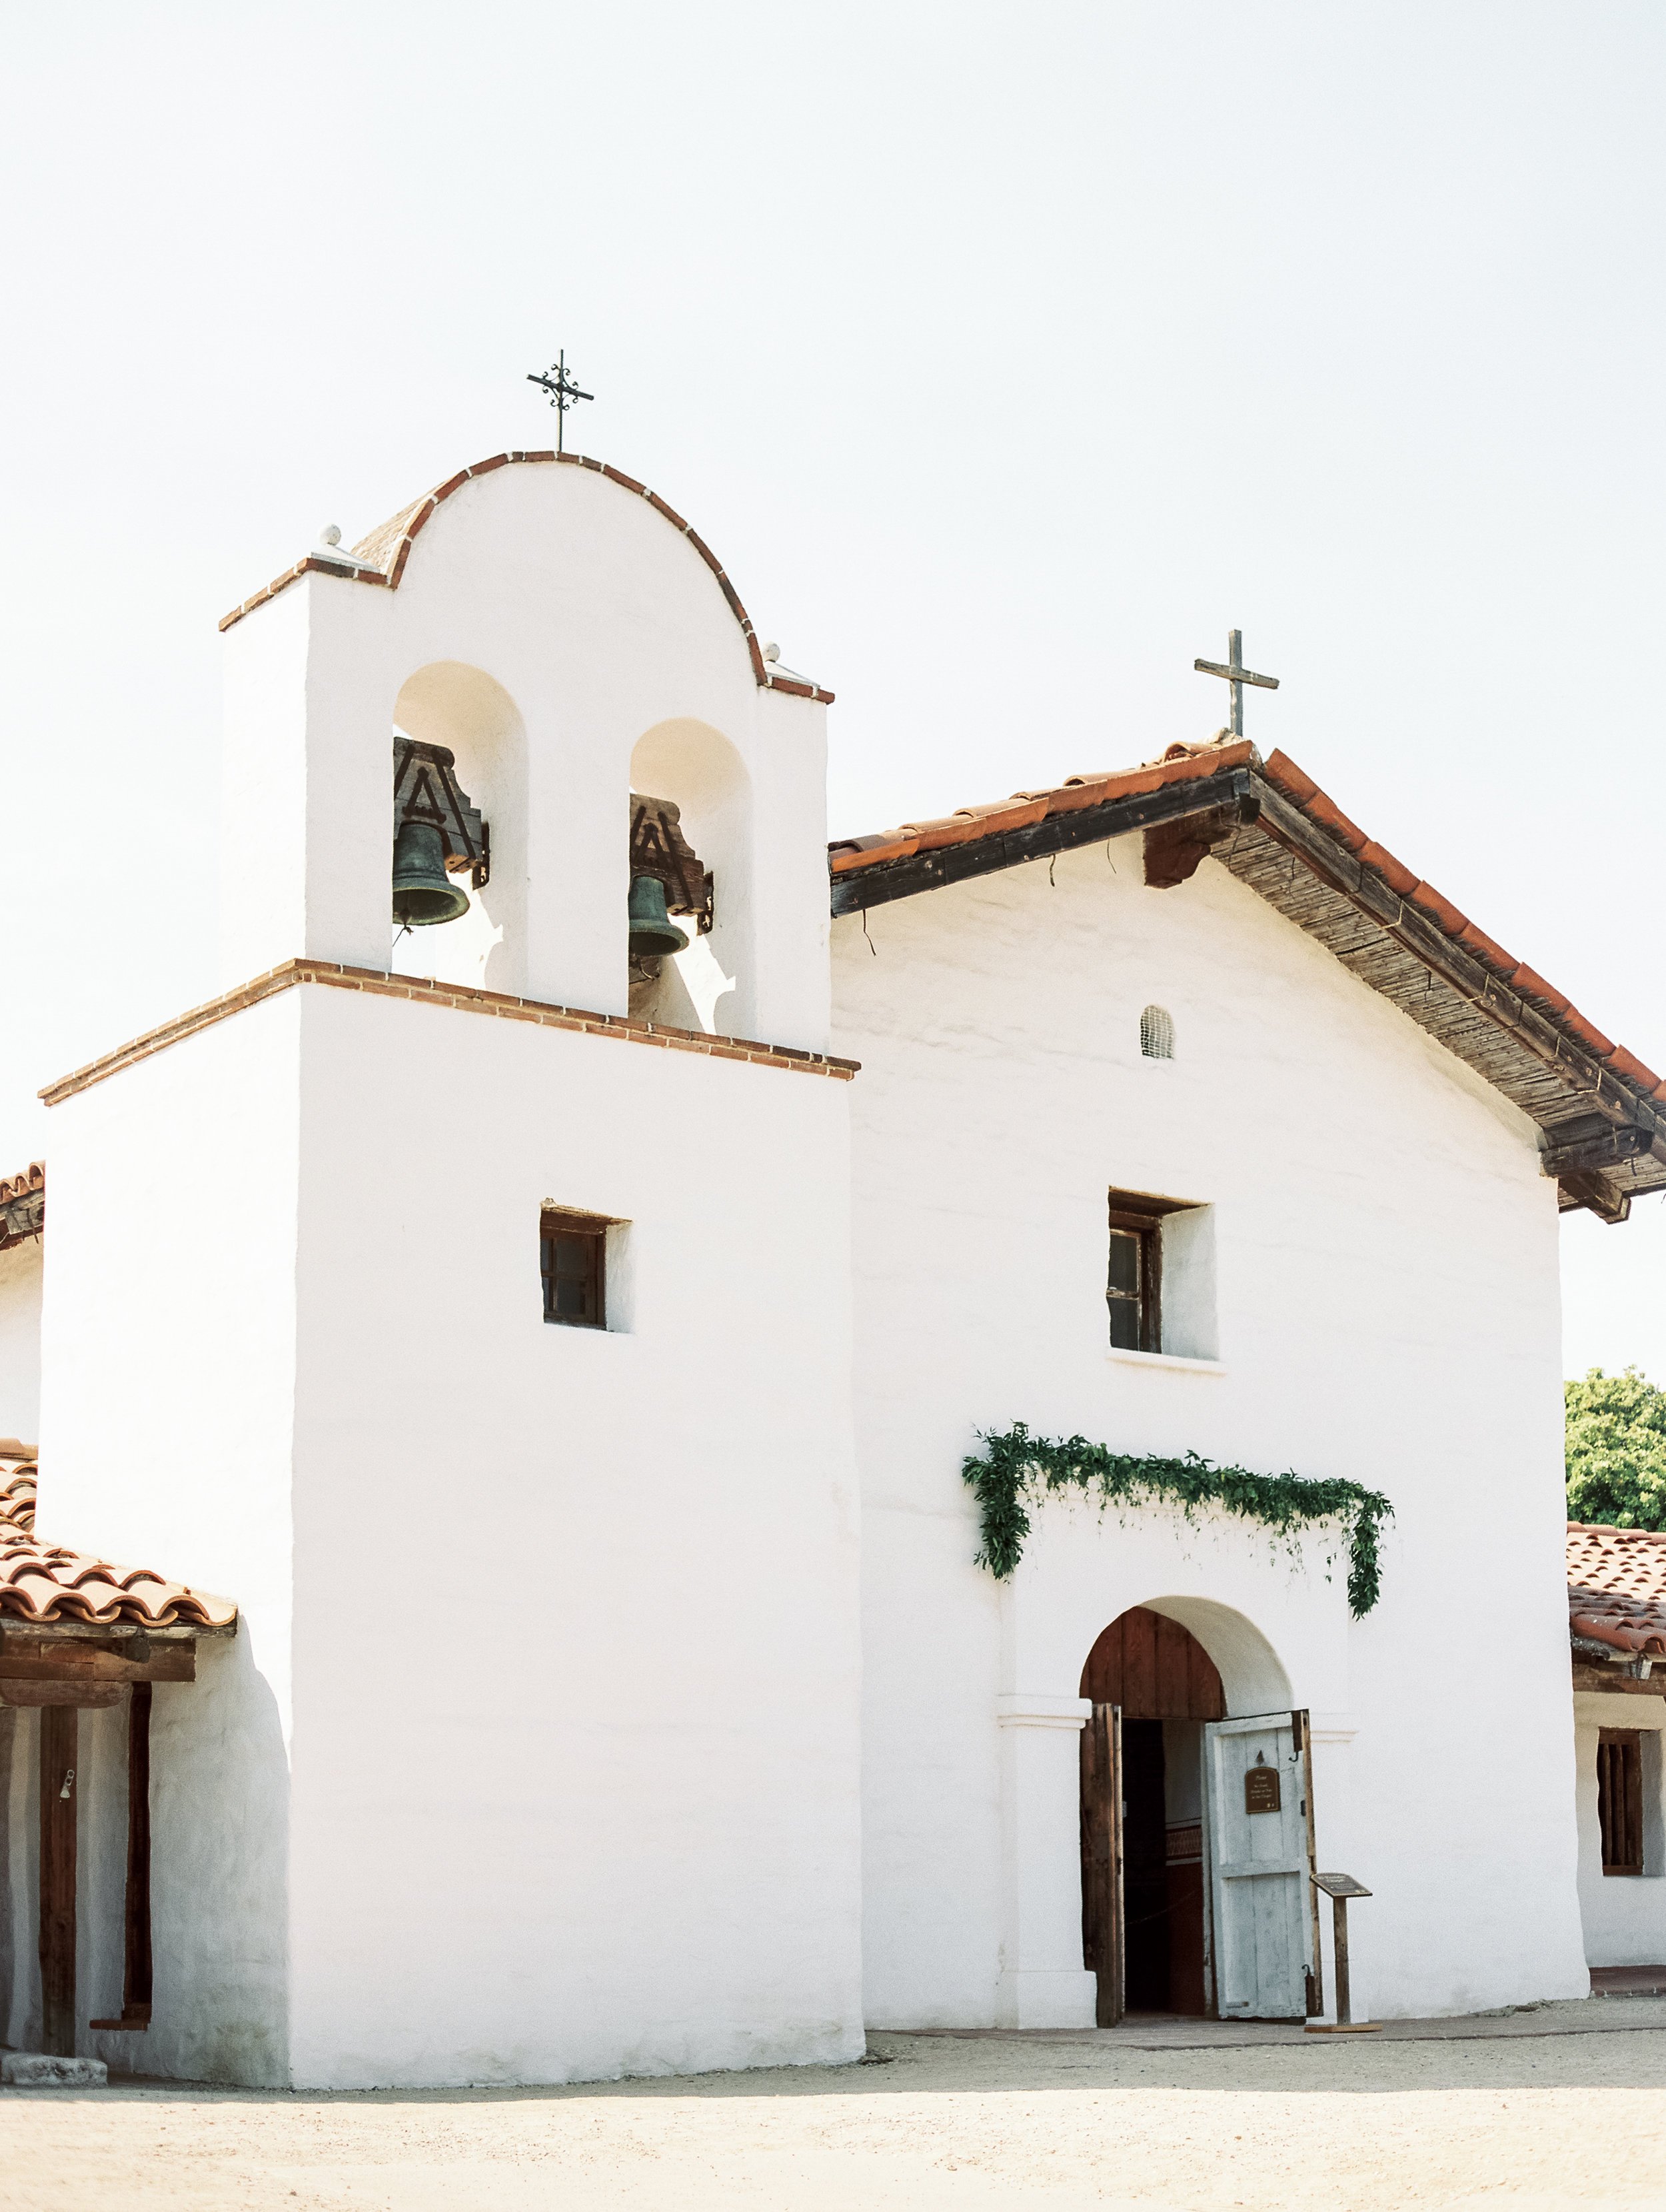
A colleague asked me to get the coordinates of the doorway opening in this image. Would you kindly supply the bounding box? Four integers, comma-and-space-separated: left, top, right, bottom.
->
1080, 1605, 1224, 2019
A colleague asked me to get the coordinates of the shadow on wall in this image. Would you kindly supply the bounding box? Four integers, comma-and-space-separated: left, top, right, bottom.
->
630, 720, 752, 1038
393, 663, 528, 997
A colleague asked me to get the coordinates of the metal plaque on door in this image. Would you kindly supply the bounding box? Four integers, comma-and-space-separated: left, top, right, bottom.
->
1244, 1758, 1281, 1815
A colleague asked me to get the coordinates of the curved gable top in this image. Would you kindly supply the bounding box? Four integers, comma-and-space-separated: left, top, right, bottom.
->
218, 452, 834, 704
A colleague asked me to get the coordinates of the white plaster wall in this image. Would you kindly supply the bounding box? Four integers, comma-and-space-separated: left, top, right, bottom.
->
38, 976, 860, 2087
219, 466, 831, 1050
0, 1238, 43, 1447
36, 996, 301, 2083
834, 834, 1587, 2026
1573, 1689, 1666, 1967
280, 984, 860, 2088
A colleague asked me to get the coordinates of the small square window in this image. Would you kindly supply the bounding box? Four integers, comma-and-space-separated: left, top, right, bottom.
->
1106, 1189, 1202, 1356
540, 1211, 606, 1329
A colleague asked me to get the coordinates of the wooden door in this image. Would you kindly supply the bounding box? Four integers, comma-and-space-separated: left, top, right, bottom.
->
1080, 1702, 1124, 2027
1203, 1711, 1312, 2021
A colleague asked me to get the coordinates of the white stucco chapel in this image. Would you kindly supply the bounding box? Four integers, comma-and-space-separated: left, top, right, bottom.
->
3, 451, 1663, 2088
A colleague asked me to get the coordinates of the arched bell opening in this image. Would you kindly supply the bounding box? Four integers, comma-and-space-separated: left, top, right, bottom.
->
391, 662, 528, 995
627, 719, 751, 1036
1080, 1600, 1297, 2023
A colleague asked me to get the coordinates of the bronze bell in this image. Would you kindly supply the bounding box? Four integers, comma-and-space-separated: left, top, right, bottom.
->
392, 821, 470, 927
628, 873, 690, 958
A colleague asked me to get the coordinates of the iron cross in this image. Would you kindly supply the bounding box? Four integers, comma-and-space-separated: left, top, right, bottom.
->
1194, 630, 1279, 738
526, 350, 594, 455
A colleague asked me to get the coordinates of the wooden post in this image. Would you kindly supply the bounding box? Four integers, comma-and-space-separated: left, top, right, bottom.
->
1304, 1871, 1378, 2034
91, 1681, 153, 2033
124, 1683, 153, 2023
1332, 1891, 1352, 2025
37, 1705, 77, 2057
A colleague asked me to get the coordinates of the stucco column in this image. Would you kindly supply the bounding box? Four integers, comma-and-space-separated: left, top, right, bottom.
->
995, 1693, 1100, 2029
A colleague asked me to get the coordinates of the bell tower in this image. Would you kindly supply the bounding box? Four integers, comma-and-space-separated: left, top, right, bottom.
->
39, 455, 862, 2090
215, 453, 836, 1049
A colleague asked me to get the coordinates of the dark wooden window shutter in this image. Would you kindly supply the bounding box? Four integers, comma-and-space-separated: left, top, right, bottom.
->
1107, 1190, 1191, 1355
540, 1212, 606, 1330
1598, 1728, 1644, 1876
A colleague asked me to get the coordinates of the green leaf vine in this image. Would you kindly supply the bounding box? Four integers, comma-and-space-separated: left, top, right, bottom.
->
962, 1424, 1393, 1618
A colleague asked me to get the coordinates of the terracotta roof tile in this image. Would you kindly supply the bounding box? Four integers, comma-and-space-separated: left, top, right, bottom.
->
0, 1161, 44, 1254
826, 738, 1257, 872
1569, 1522, 1666, 1658
0, 1455, 236, 1631
1605, 1045, 1663, 1094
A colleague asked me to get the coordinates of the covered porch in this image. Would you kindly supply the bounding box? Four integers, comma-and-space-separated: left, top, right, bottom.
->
0, 1446, 237, 2060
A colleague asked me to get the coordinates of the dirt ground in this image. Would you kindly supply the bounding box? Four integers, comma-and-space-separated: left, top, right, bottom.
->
5, 2016, 1666, 2212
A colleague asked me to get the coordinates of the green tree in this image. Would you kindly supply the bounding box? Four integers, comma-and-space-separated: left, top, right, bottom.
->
1566, 1366, 1666, 1529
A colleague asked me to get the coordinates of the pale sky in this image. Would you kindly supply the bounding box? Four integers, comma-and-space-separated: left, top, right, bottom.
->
1, 2, 1661, 1378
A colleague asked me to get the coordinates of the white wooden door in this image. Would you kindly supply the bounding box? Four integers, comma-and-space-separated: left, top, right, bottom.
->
1204, 1713, 1312, 2020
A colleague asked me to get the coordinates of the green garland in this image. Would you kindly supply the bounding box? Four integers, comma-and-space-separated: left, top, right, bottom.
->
962, 1424, 1393, 1618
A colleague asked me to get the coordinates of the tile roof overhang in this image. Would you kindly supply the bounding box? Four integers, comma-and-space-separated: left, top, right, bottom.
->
217, 453, 833, 702
1569, 1522, 1666, 1660
0, 1161, 43, 1252
0, 1456, 237, 1633
829, 740, 1666, 1225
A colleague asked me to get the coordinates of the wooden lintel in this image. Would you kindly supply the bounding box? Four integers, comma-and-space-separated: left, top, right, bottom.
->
0, 1619, 228, 1644
1541, 1125, 1662, 1178
1573, 1663, 1666, 1697
828, 768, 1259, 916
1558, 1170, 1632, 1226
1144, 804, 1241, 890
3, 1680, 125, 1709
0, 1640, 195, 1685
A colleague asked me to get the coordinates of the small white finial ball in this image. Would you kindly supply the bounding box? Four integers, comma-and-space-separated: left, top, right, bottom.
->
321, 524, 342, 547
762, 641, 780, 662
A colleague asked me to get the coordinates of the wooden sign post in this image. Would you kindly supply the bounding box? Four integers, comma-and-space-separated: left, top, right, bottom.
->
1303, 1873, 1379, 2035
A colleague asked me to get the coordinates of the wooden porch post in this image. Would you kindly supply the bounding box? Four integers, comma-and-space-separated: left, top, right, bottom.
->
91, 1681, 153, 2033
123, 1683, 153, 2023
37, 1705, 77, 2057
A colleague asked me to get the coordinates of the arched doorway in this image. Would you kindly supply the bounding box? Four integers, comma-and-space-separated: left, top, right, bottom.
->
1080, 1606, 1224, 2019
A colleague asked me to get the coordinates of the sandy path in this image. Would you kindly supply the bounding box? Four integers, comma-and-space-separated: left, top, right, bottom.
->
5, 2025, 1666, 2212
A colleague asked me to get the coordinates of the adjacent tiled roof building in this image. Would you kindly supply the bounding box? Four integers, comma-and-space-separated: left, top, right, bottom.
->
1569, 1522, 1666, 1660
0, 1160, 43, 1252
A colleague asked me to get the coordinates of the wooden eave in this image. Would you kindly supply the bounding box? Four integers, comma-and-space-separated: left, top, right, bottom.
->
829, 756, 1666, 1226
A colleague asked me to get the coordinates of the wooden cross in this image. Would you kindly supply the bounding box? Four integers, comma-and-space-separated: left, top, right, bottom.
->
1194, 629, 1279, 738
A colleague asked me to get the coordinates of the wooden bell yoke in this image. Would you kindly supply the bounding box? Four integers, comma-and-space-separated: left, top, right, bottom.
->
0, 1455, 237, 2057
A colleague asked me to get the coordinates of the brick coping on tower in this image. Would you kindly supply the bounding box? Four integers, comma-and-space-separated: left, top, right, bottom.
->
39, 960, 860, 1107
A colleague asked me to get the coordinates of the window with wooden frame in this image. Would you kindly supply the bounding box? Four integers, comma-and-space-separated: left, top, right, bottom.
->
1599, 1728, 1644, 1876
540, 1211, 607, 1329
1106, 1191, 1188, 1354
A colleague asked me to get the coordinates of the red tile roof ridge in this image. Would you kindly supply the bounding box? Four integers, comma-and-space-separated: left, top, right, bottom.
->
217, 455, 834, 701
0, 1459, 237, 1630
0, 1161, 43, 1203
828, 738, 1257, 873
